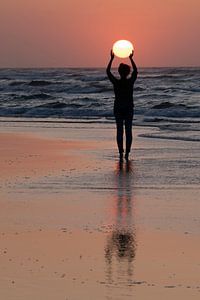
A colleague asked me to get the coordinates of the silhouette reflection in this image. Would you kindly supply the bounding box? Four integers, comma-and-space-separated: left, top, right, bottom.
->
105, 160, 136, 284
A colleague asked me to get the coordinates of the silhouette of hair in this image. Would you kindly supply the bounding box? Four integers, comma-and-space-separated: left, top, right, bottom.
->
118, 63, 131, 78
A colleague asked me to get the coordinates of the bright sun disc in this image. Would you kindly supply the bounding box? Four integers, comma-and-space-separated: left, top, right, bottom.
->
113, 40, 134, 58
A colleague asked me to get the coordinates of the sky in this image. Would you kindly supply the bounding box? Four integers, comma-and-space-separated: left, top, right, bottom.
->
0, 0, 199, 67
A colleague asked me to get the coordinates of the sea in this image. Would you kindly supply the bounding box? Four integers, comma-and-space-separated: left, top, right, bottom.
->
0, 67, 199, 142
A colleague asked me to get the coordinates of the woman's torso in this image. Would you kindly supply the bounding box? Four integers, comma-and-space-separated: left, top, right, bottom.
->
113, 78, 134, 115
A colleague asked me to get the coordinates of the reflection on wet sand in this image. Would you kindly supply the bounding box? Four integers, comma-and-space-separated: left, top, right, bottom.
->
105, 160, 137, 285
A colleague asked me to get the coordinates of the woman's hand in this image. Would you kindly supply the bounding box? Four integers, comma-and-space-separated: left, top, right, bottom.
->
129, 50, 134, 59
110, 50, 114, 60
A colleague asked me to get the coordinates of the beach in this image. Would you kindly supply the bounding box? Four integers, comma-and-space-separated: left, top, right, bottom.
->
0, 120, 200, 299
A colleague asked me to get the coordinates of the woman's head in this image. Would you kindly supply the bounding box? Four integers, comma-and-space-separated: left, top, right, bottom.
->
118, 63, 131, 78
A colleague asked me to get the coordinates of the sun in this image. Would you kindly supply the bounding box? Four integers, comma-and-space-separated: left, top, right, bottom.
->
113, 40, 134, 58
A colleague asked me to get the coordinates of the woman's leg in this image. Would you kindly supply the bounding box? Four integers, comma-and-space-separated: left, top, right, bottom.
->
125, 115, 133, 157
115, 117, 124, 155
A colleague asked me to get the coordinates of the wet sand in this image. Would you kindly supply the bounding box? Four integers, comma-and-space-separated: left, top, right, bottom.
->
0, 121, 200, 299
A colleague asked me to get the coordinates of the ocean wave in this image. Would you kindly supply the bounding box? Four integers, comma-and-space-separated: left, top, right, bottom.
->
87, 102, 102, 108
36, 101, 67, 109
10, 81, 27, 86
0, 103, 199, 121
16, 80, 62, 87
134, 86, 145, 91
14, 93, 52, 100
64, 85, 102, 94
28, 80, 52, 86
136, 93, 174, 100
151, 86, 200, 93
139, 132, 200, 142
151, 102, 187, 109
21, 107, 112, 118
158, 124, 200, 132
145, 102, 200, 119
143, 117, 200, 124
140, 74, 186, 79
0, 77, 11, 81
80, 76, 106, 82
0, 107, 27, 116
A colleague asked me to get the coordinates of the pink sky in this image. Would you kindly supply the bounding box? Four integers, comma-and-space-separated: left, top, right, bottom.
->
0, 0, 199, 67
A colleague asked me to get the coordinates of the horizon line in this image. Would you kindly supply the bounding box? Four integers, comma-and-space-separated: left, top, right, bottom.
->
0, 65, 200, 69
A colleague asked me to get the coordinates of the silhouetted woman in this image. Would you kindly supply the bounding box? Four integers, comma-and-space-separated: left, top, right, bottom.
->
106, 50, 138, 160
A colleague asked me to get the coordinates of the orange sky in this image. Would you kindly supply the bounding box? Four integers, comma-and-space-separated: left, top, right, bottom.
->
0, 0, 199, 67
